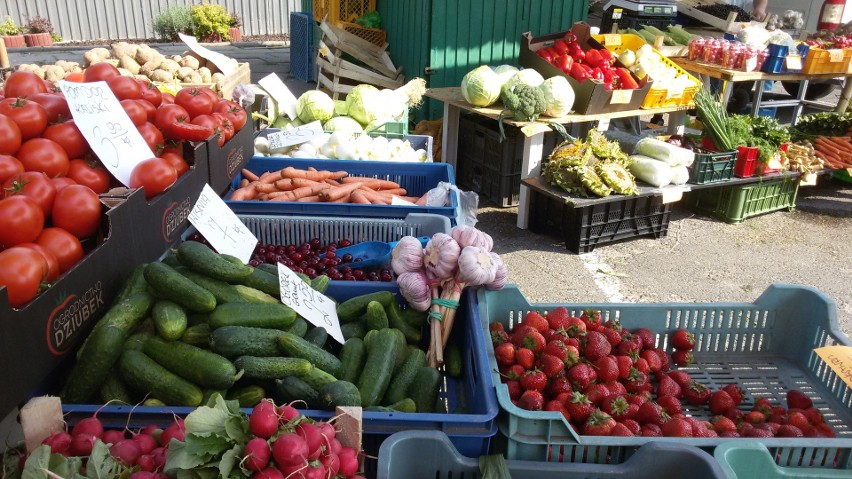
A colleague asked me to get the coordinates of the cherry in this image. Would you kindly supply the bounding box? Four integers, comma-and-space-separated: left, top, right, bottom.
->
299, 261, 309, 269
256, 247, 266, 256
249, 259, 261, 267
276, 246, 287, 255
343, 274, 356, 281
342, 266, 353, 274
338, 239, 352, 247
300, 242, 311, 251
310, 238, 322, 250
292, 267, 304, 273
352, 270, 365, 280
353, 258, 362, 263
325, 251, 337, 260
285, 245, 297, 254
265, 243, 276, 252
289, 252, 302, 263
265, 251, 277, 262
327, 268, 339, 277
342, 253, 353, 263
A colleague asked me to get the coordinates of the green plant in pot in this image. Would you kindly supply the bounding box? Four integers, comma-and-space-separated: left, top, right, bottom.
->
191, 3, 233, 42
24, 16, 55, 46
0, 16, 24, 48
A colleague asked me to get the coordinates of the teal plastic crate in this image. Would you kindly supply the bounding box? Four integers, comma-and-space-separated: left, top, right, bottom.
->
476, 284, 852, 469
377, 430, 726, 479
714, 441, 852, 478
688, 176, 799, 223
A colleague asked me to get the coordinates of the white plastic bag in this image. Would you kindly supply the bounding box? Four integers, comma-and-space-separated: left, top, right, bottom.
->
425, 181, 479, 227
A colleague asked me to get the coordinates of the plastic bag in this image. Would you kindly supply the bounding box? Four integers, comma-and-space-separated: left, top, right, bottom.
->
425, 181, 479, 227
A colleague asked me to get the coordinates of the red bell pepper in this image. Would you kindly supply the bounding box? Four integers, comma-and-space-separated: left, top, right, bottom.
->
552, 39, 569, 55
589, 67, 605, 82
615, 67, 639, 90
584, 49, 603, 68
556, 53, 573, 73
601, 68, 617, 85
564, 32, 577, 44
569, 63, 589, 82
599, 49, 615, 66
536, 48, 554, 63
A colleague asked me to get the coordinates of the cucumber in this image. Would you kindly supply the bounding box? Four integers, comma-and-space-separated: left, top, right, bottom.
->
383, 348, 426, 406
99, 372, 133, 404
310, 275, 330, 294
401, 308, 428, 328
365, 301, 389, 331
240, 268, 280, 296
275, 377, 319, 408
445, 341, 462, 378
302, 367, 337, 391
111, 264, 147, 306
118, 350, 203, 407
356, 328, 404, 407
144, 336, 241, 389
226, 385, 265, 407
209, 303, 296, 330
124, 331, 151, 351
341, 321, 366, 340
386, 301, 422, 344
144, 262, 216, 313
176, 268, 246, 304
336, 291, 395, 323
407, 366, 441, 413
152, 300, 188, 340
256, 263, 279, 276
101, 291, 155, 334
210, 326, 285, 358
233, 356, 312, 380
234, 285, 280, 304
143, 398, 167, 407
176, 240, 253, 282
366, 398, 416, 413
286, 318, 309, 337
136, 318, 156, 335
187, 313, 209, 326
338, 338, 366, 384
277, 332, 342, 377
180, 323, 211, 346
160, 254, 181, 268
303, 327, 328, 349
321, 381, 361, 408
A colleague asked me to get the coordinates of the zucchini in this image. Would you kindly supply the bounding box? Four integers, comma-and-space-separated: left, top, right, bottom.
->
152, 300, 188, 340
233, 356, 312, 380
356, 328, 404, 407
321, 380, 361, 408
383, 347, 426, 406
407, 366, 441, 413
240, 268, 280, 296
445, 341, 462, 378
341, 320, 366, 340
209, 326, 284, 358
303, 326, 328, 349
144, 262, 216, 313
365, 301, 389, 331
176, 241, 253, 282
118, 350, 203, 407
226, 385, 265, 408
234, 285, 280, 304
310, 275, 330, 294
275, 377, 319, 408
302, 367, 337, 391
99, 371, 133, 404
336, 291, 395, 323
209, 303, 296, 330
338, 338, 366, 384
286, 317, 309, 337
177, 268, 246, 304
111, 264, 147, 306
366, 398, 416, 413
180, 323, 211, 346
386, 301, 422, 344
144, 336, 241, 389
277, 332, 342, 377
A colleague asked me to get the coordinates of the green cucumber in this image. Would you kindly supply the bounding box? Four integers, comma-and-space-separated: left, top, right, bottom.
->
176, 241, 253, 282
310, 275, 330, 294
144, 262, 216, 313
302, 367, 337, 391
144, 336, 241, 389
303, 327, 328, 349
176, 268, 246, 304
407, 366, 441, 413
226, 385, 265, 407
161, 254, 181, 268
386, 301, 422, 344
187, 313, 209, 326
234, 285, 280, 304
135, 318, 156, 335
401, 308, 428, 328
286, 318, 309, 337
338, 338, 366, 384
124, 331, 152, 351
101, 291, 155, 334
321, 380, 361, 408
233, 356, 312, 379
111, 264, 147, 306
152, 300, 188, 340
256, 263, 279, 276
118, 350, 203, 407
180, 323, 211, 346
356, 328, 404, 407
240, 268, 280, 296
277, 332, 342, 377
341, 321, 366, 340
366, 398, 416, 413
336, 291, 395, 323
275, 377, 319, 408
99, 371, 133, 404
365, 301, 389, 331
445, 341, 462, 377
143, 398, 166, 407
209, 302, 296, 330
383, 347, 426, 406
209, 326, 285, 358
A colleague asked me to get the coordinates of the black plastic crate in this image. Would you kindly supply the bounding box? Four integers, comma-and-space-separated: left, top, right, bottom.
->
600, 9, 676, 34
528, 190, 672, 253
688, 148, 737, 184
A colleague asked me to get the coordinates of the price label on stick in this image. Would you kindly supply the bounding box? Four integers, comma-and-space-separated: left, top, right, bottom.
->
814, 346, 852, 389
258, 73, 298, 121
266, 121, 324, 150
179, 33, 238, 75
610, 89, 633, 105
188, 184, 258, 264
277, 263, 345, 344
59, 81, 155, 186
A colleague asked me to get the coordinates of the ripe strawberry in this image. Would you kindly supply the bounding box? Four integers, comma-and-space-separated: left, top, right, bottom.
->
594, 356, 619, 383
510, 325, 536, 346
544, 399, 564, 412
520, 370, 547, 392
656, 374, 682, 399
709, 390, 735, 415
564, 317, 588, 338
490, 322, 505, 333
655, 348, 671, 372
640, 424, 662, 437
720, 430, 741, 438
491, 328, 509, 346
671, 329, 695, 351
601, 327, 622, 347
582, 410, 616, 436
566, 392, 595, 423
634, 357, 650, 375
817, 423, 836, 437
721, 384, 745, 406
640, 349, 662, 373
625, 392, 649, 407
623, 419, 641, 435
744, 427, 773, 438
786, 389, 813, 410
546, 306, 571, 331
671, 350, 694, 367
754, 397, 773, 409
563, 345, 581, 368
656, 396, 682, 416
503, 364, 526, 381
515, 347, 535, 370
711, 416, 738, 434
505, 380, 522, 400
517, 389, 544, 411
494, 342, 516, 367
567, 363, 596, 391
661, 416, 693, 437
603, 319, 623, 332
667, 371, 692, 390
523, 311, 550, 334
582, 331, 611, 362
610, 422, 634, 436
580, 309, 603, 330
803, 407, 824, 425
520, 329, 546, 354
636, 401, 668, 426
633, 328, 655, 350
616, 333, 642, 356
603, 396, 636, 422
605, 381, 627, 397
691, 419, 717, 438
548, 376, 573, 397
615, 355, 633, 379
785, 411, 809, 430
585, 383, 611, 406
744, 411, 766, 425
624, 368, 651, 395
724, 408, 745, 422
544, 340, 569, 361
537, 354, 565, 378
777, 424, 804, 438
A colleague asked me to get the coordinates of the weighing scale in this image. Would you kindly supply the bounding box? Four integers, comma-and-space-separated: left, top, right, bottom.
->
600, 0, 678, 33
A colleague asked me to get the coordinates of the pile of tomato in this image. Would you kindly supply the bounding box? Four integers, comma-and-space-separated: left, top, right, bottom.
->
0, 62, 248, 309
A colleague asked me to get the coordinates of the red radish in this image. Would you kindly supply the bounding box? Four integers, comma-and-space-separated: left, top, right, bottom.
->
153, 474, 170, 479
151, 447, 168, 468
110, 439, 142, 466
42, 432, 72, 454
277, 404, 300, 424
316, 422, 336, 447
303, 465, 327, 479
71, 417, 104, 439
320, 453, 340, 476
243, 437, 271, 472
250, 401, 279, 439
102, 429, 126, 445
352, 476, 367, 479
337, 452, 359, 477
159, 419, 185, 446
252, 467, 284, 479
327, 438, 342, 455
271, 433, 309, 467
141, 424, 161, 436
70, 433, 97, 456
295, 423, 323, 459
279, 464, 308, 478
129, 472, 156, 479
137, 455, 157, 472
133, 433, 158, 454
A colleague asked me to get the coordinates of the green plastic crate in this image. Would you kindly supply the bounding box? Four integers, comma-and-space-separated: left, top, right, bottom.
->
688, 176, 799, 223
476, 284, 852, 469
688, 148, 738, 185
714, 441, 852, 478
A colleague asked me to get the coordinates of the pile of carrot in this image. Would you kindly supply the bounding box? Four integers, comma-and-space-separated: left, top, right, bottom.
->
229, 166, 429, 205
812, 136, 852, 169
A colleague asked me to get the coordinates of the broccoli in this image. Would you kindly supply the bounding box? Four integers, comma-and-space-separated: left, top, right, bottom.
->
501, 83, 547, 122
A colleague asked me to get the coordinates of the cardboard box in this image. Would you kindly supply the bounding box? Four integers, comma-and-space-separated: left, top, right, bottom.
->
0, 199, 136, 416
207, 124, 252, 196
519, 23, 652, 115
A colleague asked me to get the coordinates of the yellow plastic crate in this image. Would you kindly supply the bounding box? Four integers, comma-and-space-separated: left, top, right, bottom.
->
592, 33, 699, 108
802, 46, 852, 74
341, 22, 386, 46
314, 0, 376, 25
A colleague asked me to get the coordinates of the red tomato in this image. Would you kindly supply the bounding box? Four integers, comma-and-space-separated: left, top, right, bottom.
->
161, 92, 175, 105
3, 171, 57, 217
0, 155, 23, 183
120, 99, 148, 126
17, 242, 60, 282
191, 114, 221, 135
52, 185, 101, 239
136, 99, 157, 122
170, 121, 215, 142
42, 120, 89, 159
198, 87, 219, 104
64, 72, 84, 83
161, 140, 185, 157
138, 81, 163, 107
0, 114, 22, 155
51, 176, 77, 191
107, 76, 142, 100
213, 113, 235, 142
0, 196, 44, 247
3, 71, 48, 98
83, 62, 121, 83
129, 157, 177, 199
28, 93, 70, 124
155, 103, 189, 131
0, 246, 47, 308
36, 227, 84, 273
161, 152, 189, 177
0, 98, 48, 140
67, 159, 110, 194
17, 138, 70, 177
213, 100, 247, 132
175, 87, 216, 119
136, 122, 164, 153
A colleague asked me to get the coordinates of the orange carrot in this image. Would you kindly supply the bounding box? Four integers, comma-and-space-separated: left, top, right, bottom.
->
280, 183, 332, 201
260, 170, 284, 184
355, 188, 392, 204
341, 177, 400, 190
319, 182, 363, 202
349, 190, 371, 204
308, 167, 318, 172
229, 186, 257, 201
374, 188, 407, 197
826, 136, 852, 151
324, 179, 339, 186
267, 191, 294, 199
280, 167, 347, 181
416, 194, 428, 206
254, 182, 280, 193
241, 169, 260, 182
297, 195, 322, 202
239, 179, 250, 188
287, 178, 326, 189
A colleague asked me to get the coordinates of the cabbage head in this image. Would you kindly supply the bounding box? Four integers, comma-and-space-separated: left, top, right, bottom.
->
539, 76, 575, 117
460, 65, 501, 107
323, 116, 364, 134
296, 90, 335, 123
492, 65, 519, 87
345, 84, 381, 125
501, 69, 545, 97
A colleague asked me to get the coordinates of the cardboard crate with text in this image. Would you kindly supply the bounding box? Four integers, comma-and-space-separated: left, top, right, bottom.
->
206, 122, 252, 195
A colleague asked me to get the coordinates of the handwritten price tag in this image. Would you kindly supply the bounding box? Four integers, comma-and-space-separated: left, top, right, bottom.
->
604, 34, 622, 46
258, 73, 298, 121
785, 55, 802, 70
391, 196, 416, 206
660, 186, 685, 204
278, 263, 344, 344
59, 81, 154, 186
814, 346, 852, 389
610, 89, 633, 105
179, 33, 238, 75
828, 49, 844, 62
267, 121, 324, 151
188, 184, 258, 263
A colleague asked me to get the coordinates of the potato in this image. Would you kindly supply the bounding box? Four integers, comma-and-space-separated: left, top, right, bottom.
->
111, 42, 138, 60
198, 66, 212, 83
183, 72, 202, 84
133, 74, 150, 82
69, 65, 83, 74
211, 72, 225, 85
105, 59, 120, 68
179, 55, 200, 70
139, 55, 164, 76
149, 69, 173, 83
176, 66, 195, 80
18, 64, 45, 79
118, 55, 141, 75
83, 48, 110, 67
44, 65, 66, 83
55, 60, 79, 72
135, 46, 157, 65
159, 59, 180, 73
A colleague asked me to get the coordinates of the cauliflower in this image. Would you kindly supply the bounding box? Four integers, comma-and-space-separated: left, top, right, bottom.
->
500, 83, 547, 122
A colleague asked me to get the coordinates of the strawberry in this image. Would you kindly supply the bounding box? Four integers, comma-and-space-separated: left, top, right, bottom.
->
785, 411, 809, 430
655, 348, 671, 372
671, 349, 694, 367
544, 399, 564, 412
603, 396, 636, 422
624, 368, 651, 395
566, 392, 595, 423
671, 329, 695, 351
610, 422, 634, 436
817, 423, 836, 437
506, 380, 522, 400
582, 410, 616, 436
720, 430, 741, 438
601, 327, 622, 347
603, 319, 623, 332
515, 347, 535, 370
744, 427, 774, 438
636, 401, 668, 426
503, 364, 526, 381
634, 357, 650, 375
544, 340, 569, 361
786, 389, 813, 410
510, 325, 536, 346
615, 355, 633, 379
691, 419, 717, 438
585, 383, 610, 406
546, 306, 571, 331
582, 331, 611, 362
711, 416, 738, 434
709, 390, 735, 415
494, 342, 516, 367
777, 424, 804, 437
656, 374, 682, 398
563, 345, 581, 368
724, 408, 745, 422
744, 411, 766, 425
656, 396, 682, 416
523, 311, 550, 334
640, 349, 662, 373
548, 375, 573, 396
490, 322, 505, 333
622, 419, 641, 435
605, 381, 627, 397
633, 328, 655, 350
520, 329, 546, 354
580, 309, 603, 330
594, 355, 619, 383
721, 384, 745, 406
520, 369, 547, 392
626, 392, 649, 407
567, 363, 596, 391
517, 389, 544, 411
616, 333, 641, 356
667, 371, 692, 390
640, 424, 663, 437
537, 354, 565, 378
491, 328, 509, 346
803, 407, 824, 425
754, 397, 773, 409
661, 416, 693, 437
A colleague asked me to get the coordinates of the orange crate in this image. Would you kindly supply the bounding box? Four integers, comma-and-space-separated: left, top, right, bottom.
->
314, 0, 376, 25
340, 22, 386, 46
803, 47, 852, 74
591, 33, 699, 108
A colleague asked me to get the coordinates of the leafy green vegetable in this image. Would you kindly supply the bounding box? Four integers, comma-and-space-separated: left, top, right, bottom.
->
791, 112, 852, 139
354, 11, 381, 29
20, 442, 117, 479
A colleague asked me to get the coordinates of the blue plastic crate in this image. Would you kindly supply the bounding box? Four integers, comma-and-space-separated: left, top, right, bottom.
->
476, 284, 852, 469
378, 431, 727, 479
290, 12, 314, 82
226, 157, 458, 222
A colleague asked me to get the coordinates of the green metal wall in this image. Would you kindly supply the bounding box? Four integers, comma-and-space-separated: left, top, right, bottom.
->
377, 0, 588, 121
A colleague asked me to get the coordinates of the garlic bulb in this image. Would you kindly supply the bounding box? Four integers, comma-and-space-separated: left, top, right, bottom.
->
485, 252, 507, 291
423, 233, 461, 279
396, 271, 431, 311
457, 246, 497, 286
391, 236, 425, 275
450, 225, 493, 251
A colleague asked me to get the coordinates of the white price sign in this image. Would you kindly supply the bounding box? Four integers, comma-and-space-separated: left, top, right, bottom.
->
188, 184, 258, 263
59, 81, 155, 186
277, 263, 344, 344
258, 73, 299, 120
179, 33, 238, 75
267, 121, 324, 150
391, 196, 416, 206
